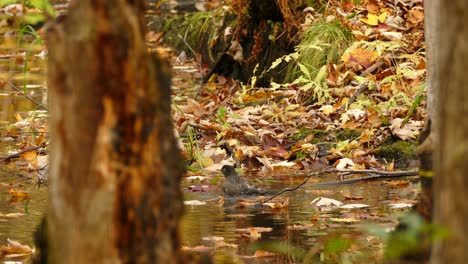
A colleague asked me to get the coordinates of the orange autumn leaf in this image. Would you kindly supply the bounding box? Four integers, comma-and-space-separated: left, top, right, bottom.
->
9, 188, 30, 200
342, 48, 377, 68
21, 150, 38, 169
0, 239, 33, 255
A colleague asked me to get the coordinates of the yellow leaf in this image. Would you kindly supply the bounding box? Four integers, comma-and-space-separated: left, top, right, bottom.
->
359, 13, 379, 26
359, 12, 387, 26
378, 12, 388, 23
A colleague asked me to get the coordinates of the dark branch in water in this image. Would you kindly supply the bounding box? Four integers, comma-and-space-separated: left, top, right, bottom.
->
261, 168, 418, 204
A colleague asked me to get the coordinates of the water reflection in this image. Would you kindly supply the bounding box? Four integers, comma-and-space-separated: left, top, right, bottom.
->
181, 175, 417, 262
0, 176, 47, 245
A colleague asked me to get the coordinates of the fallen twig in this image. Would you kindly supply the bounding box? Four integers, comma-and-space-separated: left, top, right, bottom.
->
0, 144, 47, 162
7, 81, 48, 110
261, 168, 418, 204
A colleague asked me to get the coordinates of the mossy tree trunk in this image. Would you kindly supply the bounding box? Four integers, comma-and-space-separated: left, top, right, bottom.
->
45, 0, 185, 263
432, 0, 468, 262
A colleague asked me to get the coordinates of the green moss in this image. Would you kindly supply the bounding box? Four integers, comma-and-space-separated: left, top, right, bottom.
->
288, 128, 328, 142
375, 139, 417, 163
336, 129, 361, 141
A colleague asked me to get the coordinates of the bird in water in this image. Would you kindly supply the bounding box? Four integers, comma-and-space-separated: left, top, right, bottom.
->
221, 165, 274, 196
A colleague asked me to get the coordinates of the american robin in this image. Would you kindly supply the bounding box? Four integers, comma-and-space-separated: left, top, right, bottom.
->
221, 165, 273, 196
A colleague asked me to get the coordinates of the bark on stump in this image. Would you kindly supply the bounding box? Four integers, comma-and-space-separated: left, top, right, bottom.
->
44, 1, 185, 263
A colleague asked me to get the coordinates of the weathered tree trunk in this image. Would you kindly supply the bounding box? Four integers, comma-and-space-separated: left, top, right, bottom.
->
432, 0, 468, 262
45, 1, 185, 263
202, 0, 302, 87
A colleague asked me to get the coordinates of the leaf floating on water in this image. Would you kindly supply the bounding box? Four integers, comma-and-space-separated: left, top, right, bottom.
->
341, 193, 364, 200
310, 197, 343, 207
264, 198, 289, 209
181, 245, 214, 252
0, 212, 25, 218
184, 200, 207, 206
388, 203, 413, 209
236, 227, 273, 233
386, 180, 410, 188
202, 236, 224, 242
235, 200, 256, 208
249, 227, 261, 241
329, 217, 360, 223
339, 204, 369, 209
0, 238, 33, 256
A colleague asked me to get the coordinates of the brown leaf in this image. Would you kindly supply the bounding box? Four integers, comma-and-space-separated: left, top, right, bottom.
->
366, 0, 380, 14
0, 239, 33, 255
407, 8, 424, 25
326, 63, 339, 87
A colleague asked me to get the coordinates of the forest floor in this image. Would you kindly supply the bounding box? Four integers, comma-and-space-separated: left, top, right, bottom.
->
0, 0, 426, 262
160, 0, 426, 177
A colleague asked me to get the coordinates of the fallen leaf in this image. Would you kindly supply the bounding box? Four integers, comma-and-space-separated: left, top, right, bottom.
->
0, 239, 33, 256
0, 212, 25, 218
386, 180, 410, 188
329, 217, 360, 223
202, 236, 224, 242
264, 198, 289, 209
407, 8, 424, 25
8, 188, 30, 200
388, 203, 413, 209
390, 118, 423, 140
236, 227, 273, 233
339, 204, 369, 209
359, 12, 387, 26
335, 158, 355, 169
310, 197, 343, 207
235, 200, 256, 208
184, 200, 207, 206
342, 193, 364, 200
381, 31, 402, 41
21, 150, 38, 170
342, 48, 377, 68
249, 227, 261, 241
181, 245, 214, 252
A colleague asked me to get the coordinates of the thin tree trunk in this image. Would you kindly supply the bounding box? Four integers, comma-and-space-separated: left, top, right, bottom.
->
45, 1, 185, 263
432, 0, 468, 262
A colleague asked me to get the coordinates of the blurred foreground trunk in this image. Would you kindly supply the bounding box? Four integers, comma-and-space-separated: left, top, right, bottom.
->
44, 1, 185, 262
432, 0, 468, 262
